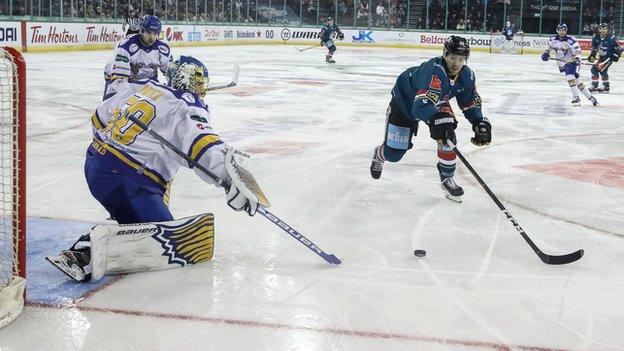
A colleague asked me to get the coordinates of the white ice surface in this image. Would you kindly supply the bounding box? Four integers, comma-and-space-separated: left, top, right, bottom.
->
2, 45, 624, 350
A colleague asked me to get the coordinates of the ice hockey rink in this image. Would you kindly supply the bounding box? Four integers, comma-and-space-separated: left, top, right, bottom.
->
2, 44, 624, 350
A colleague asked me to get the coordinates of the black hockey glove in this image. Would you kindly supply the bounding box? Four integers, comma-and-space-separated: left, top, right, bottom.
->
337, 32, 344, 41
428, 108, 457, 146
587, 53, 596, 63
471, 117, 492, 146
611, 48, 622, 62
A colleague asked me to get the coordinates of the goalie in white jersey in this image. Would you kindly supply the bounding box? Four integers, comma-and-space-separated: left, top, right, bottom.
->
103, 15, 171, 100
541, 23, 598, 107
47, 56, 268, 282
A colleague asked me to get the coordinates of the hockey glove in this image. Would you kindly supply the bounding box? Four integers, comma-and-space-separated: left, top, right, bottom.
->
226, 182, 258, 216
541, 52, 550, 62
428, 103, 457, 146
587, 53, 596, 63
611, 50, 621, 62
224, 148, 270, 217
471, 117, 492, 146
338, 32, 345, 41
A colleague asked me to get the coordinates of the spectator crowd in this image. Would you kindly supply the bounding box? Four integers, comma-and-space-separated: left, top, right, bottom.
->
1, 0, 620, 34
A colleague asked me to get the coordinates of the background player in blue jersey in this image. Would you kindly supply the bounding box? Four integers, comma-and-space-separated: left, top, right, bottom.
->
541, 24, 598, 106
103, 15, 171, 100
498, 21, 519, 53
319, 16, 344, 63
502, 21, 517, 41
587, 23, 622, 93
369, 36, 491, 203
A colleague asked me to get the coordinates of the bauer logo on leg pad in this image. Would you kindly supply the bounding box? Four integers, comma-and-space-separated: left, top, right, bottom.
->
152, 214, 215, 266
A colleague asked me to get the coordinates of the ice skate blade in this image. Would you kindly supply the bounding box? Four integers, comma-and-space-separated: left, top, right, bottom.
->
444, 193, 463, 203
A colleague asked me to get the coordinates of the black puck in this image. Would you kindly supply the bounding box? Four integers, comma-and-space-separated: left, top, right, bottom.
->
413, 249, 427, 257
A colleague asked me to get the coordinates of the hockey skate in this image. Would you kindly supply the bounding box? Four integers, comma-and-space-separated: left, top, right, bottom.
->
441, 177, 464, 203
589, 83, 601, 92
571, 97, 581, 107
46, 249, 92, 282
325, 55, 335, 63
589, 95, 599, 106
370, 146, 384, 179
601, 84, 610, 93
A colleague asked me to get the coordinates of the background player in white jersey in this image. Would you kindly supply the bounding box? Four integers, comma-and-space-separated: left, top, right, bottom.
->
103, 15, 171, 100
47, 56, 265, 282
541, 24, 598, 107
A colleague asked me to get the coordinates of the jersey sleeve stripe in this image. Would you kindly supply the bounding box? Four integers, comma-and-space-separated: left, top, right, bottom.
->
188, 134, 223, 163
91, 110, 105, 130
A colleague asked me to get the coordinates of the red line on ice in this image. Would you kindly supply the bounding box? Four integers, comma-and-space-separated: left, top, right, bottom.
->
26, 301, 573, 351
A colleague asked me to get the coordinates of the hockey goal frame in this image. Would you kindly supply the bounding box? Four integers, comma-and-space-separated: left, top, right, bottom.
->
489, 31, 525, 54
0, 46, 26, 329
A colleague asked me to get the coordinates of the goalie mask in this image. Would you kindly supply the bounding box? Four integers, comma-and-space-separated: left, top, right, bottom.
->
167, 56, 210, 98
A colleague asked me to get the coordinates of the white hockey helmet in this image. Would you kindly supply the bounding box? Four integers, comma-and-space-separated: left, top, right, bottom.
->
167, 56, 210, 97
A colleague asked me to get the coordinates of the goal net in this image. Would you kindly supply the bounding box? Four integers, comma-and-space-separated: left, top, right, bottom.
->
490, 32, 525, 54
0, 46, 26, 329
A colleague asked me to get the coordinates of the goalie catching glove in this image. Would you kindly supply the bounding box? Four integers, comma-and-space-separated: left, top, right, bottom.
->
224, 148, 271, 216
471, 117, 491, 146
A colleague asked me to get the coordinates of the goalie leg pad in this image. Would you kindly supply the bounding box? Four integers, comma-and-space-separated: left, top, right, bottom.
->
90, 213, 215, 281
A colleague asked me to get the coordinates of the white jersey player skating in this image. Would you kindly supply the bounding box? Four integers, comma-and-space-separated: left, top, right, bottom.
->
48, 56, 269, 282
541, 23, 598, 107
103, 15, 171, 100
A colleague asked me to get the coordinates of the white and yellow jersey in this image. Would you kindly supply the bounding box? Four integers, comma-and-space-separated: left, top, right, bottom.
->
548, 35, 582, 69
106, 34, 170, 81
90, 80, 227, 191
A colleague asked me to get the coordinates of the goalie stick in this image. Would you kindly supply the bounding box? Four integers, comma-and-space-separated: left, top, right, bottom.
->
124, 112, 342, 266
207, 64, 239, 91
449, 141, 584, 265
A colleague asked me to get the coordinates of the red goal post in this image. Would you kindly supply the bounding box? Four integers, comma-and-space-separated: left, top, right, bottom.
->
0, 46, 26, 329
489, 31, 525, 54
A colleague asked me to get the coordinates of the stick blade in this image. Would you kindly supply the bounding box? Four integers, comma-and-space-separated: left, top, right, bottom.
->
539, 249, 584, 265
323, 254, 342, 265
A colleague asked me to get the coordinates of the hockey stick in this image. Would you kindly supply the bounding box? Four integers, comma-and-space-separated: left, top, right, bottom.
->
548, 57, 594, 66
207, 64, 239, 91
124, 113, 342, 266
295, 44, 322, 52
448, 141, 584, 265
